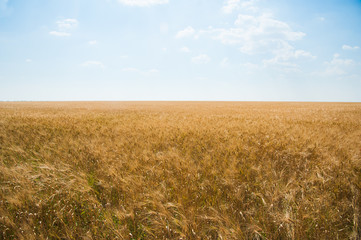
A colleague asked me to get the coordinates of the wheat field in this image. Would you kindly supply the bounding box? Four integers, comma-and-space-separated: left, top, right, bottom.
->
0, 101, 360, 239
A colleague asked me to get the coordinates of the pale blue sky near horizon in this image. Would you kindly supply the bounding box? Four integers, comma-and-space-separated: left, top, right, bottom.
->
0, 0, 361, 101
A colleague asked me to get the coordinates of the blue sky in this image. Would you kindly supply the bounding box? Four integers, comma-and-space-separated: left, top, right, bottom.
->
0, 0, 361, 101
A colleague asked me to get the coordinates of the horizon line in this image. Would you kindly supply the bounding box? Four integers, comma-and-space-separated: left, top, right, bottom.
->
1, 100, 360, 103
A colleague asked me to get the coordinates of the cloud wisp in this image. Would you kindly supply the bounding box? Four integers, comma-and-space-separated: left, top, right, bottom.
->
88, 40, 97, 46
323, 54, 356, 76
81, 61, 105, 69
49, 19, 78, 37
222, 0, 258, 14
180, 46, 191, 53
200, 13, 306, 55
176, 26, 195, 39
311, 53, 359, 78
342, 45, 360, 51
191, 54, 210, 64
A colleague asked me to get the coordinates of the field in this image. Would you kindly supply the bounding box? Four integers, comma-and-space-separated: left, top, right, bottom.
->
0, 101, 360, 239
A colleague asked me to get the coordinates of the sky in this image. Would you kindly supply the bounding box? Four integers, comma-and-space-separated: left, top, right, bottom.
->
0, 0, 361, 101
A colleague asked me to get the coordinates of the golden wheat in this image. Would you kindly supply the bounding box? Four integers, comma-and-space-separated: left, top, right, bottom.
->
0, 102, 360, 239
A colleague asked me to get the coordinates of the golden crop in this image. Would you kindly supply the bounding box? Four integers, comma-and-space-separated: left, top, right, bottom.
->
0, 101, 360, 239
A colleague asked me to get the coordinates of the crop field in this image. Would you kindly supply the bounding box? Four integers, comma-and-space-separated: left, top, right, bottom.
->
0, 101, 360, 239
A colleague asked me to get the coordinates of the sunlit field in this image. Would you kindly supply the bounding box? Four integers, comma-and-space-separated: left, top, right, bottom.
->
0, 102, 360, 239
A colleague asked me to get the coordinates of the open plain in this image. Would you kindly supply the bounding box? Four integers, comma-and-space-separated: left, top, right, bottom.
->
0, 102, 360, 239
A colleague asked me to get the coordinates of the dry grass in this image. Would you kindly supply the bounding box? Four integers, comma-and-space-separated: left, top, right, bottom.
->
0, 101, 360, 239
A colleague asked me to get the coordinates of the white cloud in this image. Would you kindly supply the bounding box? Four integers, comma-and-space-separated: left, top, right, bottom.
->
148, 69, 159, 73
222, 0, 258, 14
342, 45, 360, 50
50, 18, 78, 37
81, 61, 105, 69
175, 26, 195, 39
177, 0, 317, 75
317, 54, 357, 76
260, 43, 315, 73
191, 54, 210, 64
263, 58, 299, 69
49, 31, 71, 37
267, 41, 315, 62
143, 68, 160, 76
202, 0, 308, 60
294, 50, 315, 59
233, 13, 305, 41
199, 2, 315, 73
241, 62, 260, 70
88, 40, 97, 45
328, 54, 355, 67
25, 59, 32, 63
117, 0, 168, 7
201, 13, 306, 55
222, 0, 240, 14
180, 46, 191, 53
56, 19, 78, 30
